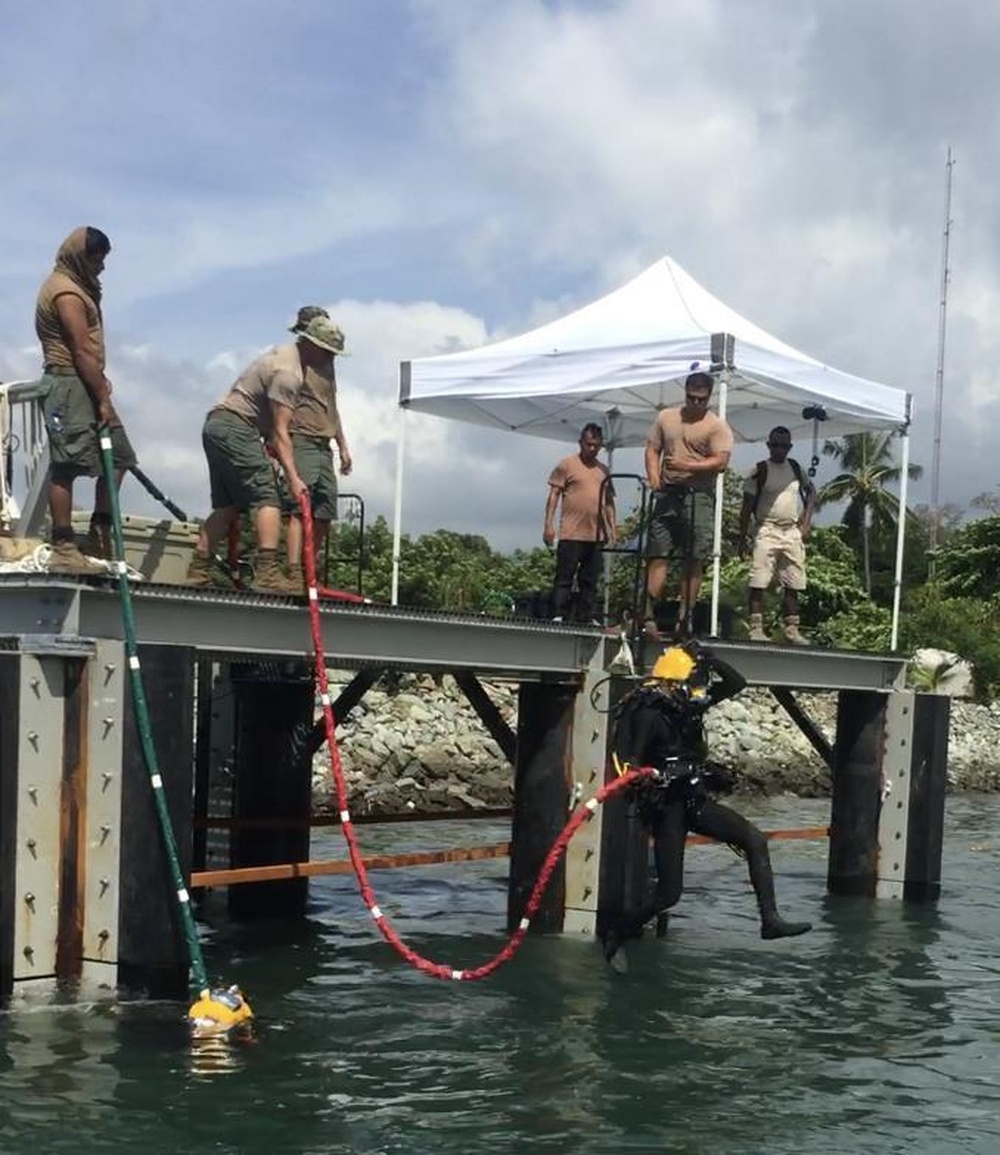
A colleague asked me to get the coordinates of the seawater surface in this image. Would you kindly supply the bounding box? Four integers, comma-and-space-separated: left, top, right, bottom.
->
2, 794, 1000, 1154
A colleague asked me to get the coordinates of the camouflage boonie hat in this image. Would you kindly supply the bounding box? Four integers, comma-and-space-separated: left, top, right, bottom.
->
288, 305, 330, 334
297, 315, 348, 356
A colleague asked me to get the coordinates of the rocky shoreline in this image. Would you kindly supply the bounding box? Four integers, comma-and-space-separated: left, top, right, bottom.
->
312, 671, 1000, 815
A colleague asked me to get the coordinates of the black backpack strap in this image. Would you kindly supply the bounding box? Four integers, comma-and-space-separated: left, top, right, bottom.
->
787, 458, 813, 507
751, 460, 768, 516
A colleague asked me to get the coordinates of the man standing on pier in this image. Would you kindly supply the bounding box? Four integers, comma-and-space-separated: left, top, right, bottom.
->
543, 423, 617, 624
282, 305, 352, 591
35, 226, 137, 574
643, 371, 732, 638
185, 315, 343, 594
737, 425, 815, 644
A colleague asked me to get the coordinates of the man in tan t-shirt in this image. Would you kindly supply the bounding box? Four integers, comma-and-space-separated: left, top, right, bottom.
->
186, 315, 342, 594
543, 423, 617, 624
737, 425, 815, 644
643, 371, 733, 638
34, 226, 137, 574
281, 306, 352, 590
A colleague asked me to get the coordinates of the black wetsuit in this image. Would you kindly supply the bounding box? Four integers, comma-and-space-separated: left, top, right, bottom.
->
607, 650, 811, 948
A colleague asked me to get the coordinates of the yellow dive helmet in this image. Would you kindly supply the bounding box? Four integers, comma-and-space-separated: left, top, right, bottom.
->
188, 985, 254, 1037
650, 645, 696, 683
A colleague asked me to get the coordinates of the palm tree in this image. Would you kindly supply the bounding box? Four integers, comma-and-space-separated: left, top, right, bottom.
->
817, 432, 922, 594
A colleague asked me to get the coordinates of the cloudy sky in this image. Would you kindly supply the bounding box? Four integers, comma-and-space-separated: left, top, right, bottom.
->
2, 0, 997, 549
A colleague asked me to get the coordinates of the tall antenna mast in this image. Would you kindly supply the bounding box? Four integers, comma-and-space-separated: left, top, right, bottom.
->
929, 146, 954, 557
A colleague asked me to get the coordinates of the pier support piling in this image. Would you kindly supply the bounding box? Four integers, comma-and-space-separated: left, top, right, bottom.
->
118, 644, 195, 998
228, 663, 314, 919
508, 679, 577, 933
829, 690, 885, 897
828, 689, 949, 902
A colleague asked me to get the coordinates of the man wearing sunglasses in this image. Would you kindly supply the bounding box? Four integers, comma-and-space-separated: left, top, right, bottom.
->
643, 371, 733, 638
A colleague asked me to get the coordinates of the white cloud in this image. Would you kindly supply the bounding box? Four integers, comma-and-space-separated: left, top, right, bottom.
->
4, 0, 1000, 550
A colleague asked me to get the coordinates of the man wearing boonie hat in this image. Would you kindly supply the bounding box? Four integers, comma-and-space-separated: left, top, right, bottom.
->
186, 314, 340, 594
281, 305, 352, 590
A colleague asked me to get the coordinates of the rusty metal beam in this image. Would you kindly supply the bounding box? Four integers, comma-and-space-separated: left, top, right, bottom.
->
453, 670, 517, 764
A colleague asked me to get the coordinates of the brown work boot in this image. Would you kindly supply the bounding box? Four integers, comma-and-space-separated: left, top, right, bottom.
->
285, 564, 307, 594
250, 551, 300, 595
185, 551, 216, 587
782, 615, 809, 646
49, 539, 106, 576
82, 519, 113, 561
748, 613, 769, 642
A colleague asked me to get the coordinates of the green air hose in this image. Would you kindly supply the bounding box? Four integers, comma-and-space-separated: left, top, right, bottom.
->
97, 429, 210, 997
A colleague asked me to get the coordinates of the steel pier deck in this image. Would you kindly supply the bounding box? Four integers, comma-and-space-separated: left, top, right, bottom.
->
0, 574, 907, 689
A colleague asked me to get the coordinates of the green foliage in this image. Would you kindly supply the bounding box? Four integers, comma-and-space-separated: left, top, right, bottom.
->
908, 656, 964, 693
295, 497, 1000, 702
818, 431, 921, 594
933, 515, 1000, 600
812, 601, 892, 651
320, 516, 558, 613
897, 584, 1000, 700
795, 527, 869, 623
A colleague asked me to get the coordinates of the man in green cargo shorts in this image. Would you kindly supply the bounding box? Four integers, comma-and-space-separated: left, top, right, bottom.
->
186, 314, 343, 594
34, 226, 137, 574
643, 371, 733, 638
281, 306, 352, 590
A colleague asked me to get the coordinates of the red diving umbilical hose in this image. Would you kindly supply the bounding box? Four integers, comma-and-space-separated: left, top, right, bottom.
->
297, 492, 652, 980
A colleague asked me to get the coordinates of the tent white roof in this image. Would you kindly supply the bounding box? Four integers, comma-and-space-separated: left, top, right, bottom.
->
399, 256, 912, 446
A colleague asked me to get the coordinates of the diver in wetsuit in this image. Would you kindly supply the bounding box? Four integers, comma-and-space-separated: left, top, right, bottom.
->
603, 641, 812, 960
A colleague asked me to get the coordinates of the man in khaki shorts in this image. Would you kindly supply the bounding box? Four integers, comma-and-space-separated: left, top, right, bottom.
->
281, 306, 351, 590
737, 425, 815, 644
644, 371, 733, 638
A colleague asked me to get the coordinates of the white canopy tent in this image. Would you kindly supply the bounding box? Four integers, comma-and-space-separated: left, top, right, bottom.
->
395, 257, 913, 646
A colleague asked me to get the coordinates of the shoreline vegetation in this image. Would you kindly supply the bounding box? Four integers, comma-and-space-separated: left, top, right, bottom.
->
311, 671, 1000, 816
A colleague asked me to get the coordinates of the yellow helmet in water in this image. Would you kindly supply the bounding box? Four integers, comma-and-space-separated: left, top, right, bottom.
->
188, 986, 254, 1037
650, 645, 697, 683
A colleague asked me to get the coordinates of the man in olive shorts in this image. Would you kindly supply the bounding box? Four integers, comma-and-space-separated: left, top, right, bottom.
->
281, 306, 351, 590
34, 226, 137, 574
186, 315, 342, 594
644, 371, 733, 638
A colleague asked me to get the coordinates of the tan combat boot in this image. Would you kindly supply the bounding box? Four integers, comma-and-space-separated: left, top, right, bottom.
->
49, 539, 106, 576
782, 615, 809, 646
83, 518, 113, 561
748, 612, 769, 642
185, 551, 216, 587
251, 550, 300, 595
285, 564, 307, 594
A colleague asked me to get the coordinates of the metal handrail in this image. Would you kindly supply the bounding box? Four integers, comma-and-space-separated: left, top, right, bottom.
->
0, 379, 49, 536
